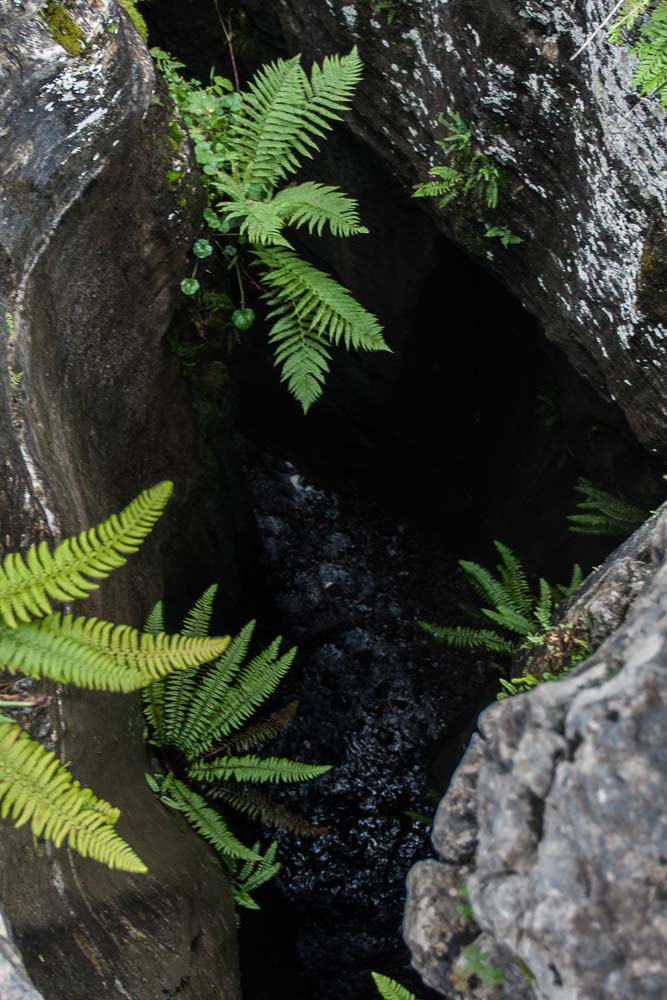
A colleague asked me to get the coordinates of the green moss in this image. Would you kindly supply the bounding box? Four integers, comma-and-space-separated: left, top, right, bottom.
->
41, 1, 85, 57
119, 0, 148, 42
637, 213, 667, 323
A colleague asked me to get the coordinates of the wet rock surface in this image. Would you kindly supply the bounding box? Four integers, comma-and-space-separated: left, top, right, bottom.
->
405, 504, 667, 998
239, 448, 491, 1000
238, 0, 667, 455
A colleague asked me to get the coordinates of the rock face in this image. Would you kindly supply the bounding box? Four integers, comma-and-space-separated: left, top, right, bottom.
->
404, 505, 667, 998
0, 911, 43, 1000
240, 0, 667, 454
0, 3, 240, 997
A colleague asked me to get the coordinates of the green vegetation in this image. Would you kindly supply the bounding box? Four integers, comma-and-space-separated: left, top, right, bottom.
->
373, 0, 398, 25
419, 541, 582, 655
119, 0, 148, 42
143, 584, 330, 907
0, 483, 229, 872
452, 945, 505, 994
413, 112, 521, 248
372, 973, 416, 1000
41, 1, 85, 57
610, 0, 667, 105
152, 46, 389, 413
567, 477, 647, 536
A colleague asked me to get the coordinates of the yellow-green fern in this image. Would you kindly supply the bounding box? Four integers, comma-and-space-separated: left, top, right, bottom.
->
0, 482, 230, 871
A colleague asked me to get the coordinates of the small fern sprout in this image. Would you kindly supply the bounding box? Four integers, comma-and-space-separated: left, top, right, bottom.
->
143, 586, 332, 905
0, 483, 231, 872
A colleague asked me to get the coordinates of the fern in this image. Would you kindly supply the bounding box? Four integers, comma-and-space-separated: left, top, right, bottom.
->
0, 483, 230, 872
610, 0, 667, 105
420, 541, 582, 662
227, 839, 281, 909
0, 482, 173, 628
0, 722, 145, 872
155, 46, 388, 413
371, 973, 417, 1000
567, 478, 647, 536
143, 588, 331, 892
159, 773, 261, 861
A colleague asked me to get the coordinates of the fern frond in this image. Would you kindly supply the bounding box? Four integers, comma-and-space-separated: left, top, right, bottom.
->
481, 605, 535, 637
182, 584, 219, 638
271, 182, 368, 237
227, 56, 316, 190
0, 482, 173, 628
219, 199, 292, 247
0, 722, 146, 871
413, 165, 463, 205
222, 698, 299, 753
163, 667, 200, 747
197, 642, 297, 752
556, 562, 583, 599
535, 578, 553, 625
189, 754, 331, 784
257, 247, 388, 352
494, 541, 533, 616
145, 600, 165, 635
371, 973, 417, 1000
234, 839, 281, 893
305, 46, 363, 122
459, 559, 512, 611
267, 308, 333, 413
178, 620, 258, 757
568, 478, 646, 536
161, 774, 261, 861
211, 784, 327, 836
0, 614, 228, 691
418, 621, 515, 653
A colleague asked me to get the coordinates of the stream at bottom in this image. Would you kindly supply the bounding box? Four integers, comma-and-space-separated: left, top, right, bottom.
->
237, 446, 493, 1000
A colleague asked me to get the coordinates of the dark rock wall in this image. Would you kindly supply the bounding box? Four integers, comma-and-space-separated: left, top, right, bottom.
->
239, 0, 667, 454
0, 3, 240, 997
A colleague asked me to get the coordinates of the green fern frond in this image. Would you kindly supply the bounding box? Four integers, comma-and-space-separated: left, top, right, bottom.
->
556, 562, 583, 599
222, 698, 299, 753
161, 774, 261, 861
481, 605, 535, 637
196, 642, 297, 752
568, 478, 647, 536
0, 614, 228, 691
257, 247, 388, 352
413, 165, 463, 205
163, 667, 200, 746
371, 973, 417, 1000
234, 839, 281, 892
418, 621, 515, 653
189, 754, 331, 784
271, 182, 369, 237
0, 722, 146, 871
305, 46, 364, 121
0, 481, 173, 628
145, 600, 165, 635
459, 559, 512, 611
267, 308, 333, 413
210, 784, 327, 836
219, 199, 293, 247
494, 540, 533, 616
177, 620, 258, 756
182, 584, 219, 637
227, 56, 313, 190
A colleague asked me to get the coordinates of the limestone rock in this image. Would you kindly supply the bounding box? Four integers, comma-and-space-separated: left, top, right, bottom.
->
404, 505, 667, 998
240, 0, 667, 453
0, 3, 240, 997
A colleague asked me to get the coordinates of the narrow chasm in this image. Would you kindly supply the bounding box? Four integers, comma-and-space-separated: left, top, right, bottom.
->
144, 10, 663, 999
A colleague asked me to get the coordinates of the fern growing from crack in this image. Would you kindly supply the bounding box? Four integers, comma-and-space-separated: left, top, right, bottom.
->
0, 483, 229, 872
419, 541, 583, 692
153, 45, 389, 413
567, 477, 647, 536
143, 584, 330, 906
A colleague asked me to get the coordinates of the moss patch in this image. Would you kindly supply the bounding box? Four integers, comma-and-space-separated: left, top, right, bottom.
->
119, 0, 148, 42
637, 213, 667, 323
41, 1, 85, 57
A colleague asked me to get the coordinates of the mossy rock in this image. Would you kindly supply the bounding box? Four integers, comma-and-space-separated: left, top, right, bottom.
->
41, 1, 84, 57
637, 213, 667, 323
119, 0, 149, 43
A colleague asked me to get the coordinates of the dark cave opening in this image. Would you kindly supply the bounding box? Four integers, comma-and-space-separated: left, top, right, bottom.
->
142, 8, 666, 999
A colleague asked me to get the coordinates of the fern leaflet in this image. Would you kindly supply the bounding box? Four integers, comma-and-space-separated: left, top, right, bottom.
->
371, 973, 417, 1000
160, 774, 261, 861
189, 754, 331, 784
